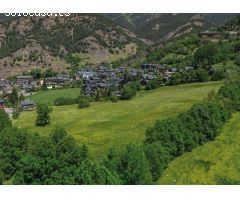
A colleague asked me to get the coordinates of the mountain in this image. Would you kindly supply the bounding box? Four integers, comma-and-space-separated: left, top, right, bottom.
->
0, 13, 239, 78
0, 14, 146, 78
103, 13, 239, 42
222, 15, 240, 31
0, 14, 17, 22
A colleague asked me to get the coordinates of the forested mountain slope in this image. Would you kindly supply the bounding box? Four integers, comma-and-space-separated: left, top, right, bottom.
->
104, 13, 239, 42
0, 14, 145, 78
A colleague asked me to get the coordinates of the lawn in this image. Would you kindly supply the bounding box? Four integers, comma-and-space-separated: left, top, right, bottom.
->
158, 112, 240, 185
30, 88, 81, 105
14, 81, 222, 158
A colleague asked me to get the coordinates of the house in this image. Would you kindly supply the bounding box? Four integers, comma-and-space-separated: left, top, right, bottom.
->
0, 99, 5, 110
0, 79, 12, 95
16, 76, 34, 85
20, 100, 35, 110
45, 77, 69, 88
199, 31, 221, 39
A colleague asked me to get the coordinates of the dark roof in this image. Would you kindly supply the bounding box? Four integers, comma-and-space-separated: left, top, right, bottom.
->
21, 100, 35, 106
200, 31, 220, 36
0, 99, 4, 103
17, 76, 33, 79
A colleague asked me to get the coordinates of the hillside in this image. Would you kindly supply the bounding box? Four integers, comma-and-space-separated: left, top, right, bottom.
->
158, 112, 240, 184
133, 16, 240, 75
222, 15, 240, 31
0, 14, 145, 78
104, 13, 239, 42
0, 14, 239, 79
13, 81, 222, 158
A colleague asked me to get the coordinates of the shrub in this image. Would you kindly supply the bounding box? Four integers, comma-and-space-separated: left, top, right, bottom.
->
121, 82, 139, 100
110, 95, 118, 103
145, 79, 159, 90
54, 97, 77, 106
78, 98, 90, 109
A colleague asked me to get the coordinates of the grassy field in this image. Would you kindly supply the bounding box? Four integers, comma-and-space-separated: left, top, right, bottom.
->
14, 81, 222, 158
158, 112, 240, 185
30, 88, 81, 105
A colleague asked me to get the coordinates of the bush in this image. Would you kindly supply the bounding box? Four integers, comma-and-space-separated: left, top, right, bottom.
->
110, 95, 118, 103
145, 79, 159, 90
78, 98, 90, 109
121, 82, 139, 100
0, 127, 29, 179
54, 97, 77, 106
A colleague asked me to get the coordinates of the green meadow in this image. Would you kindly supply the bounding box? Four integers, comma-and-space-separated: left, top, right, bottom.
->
158, 112, 240, 185
30, 88, 81, 105
14, 81, 222, 158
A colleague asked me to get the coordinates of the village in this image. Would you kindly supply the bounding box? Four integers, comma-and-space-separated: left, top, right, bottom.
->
0, 63, 184, 116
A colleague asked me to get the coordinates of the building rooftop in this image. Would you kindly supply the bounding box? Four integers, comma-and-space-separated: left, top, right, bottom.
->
17, 76, 33, 79
20, 100, 35, 106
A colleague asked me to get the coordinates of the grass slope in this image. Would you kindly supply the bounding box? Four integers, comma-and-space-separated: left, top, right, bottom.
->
30, 88, 81, 105
14, 81, 222, 158
158, 112, 240, 185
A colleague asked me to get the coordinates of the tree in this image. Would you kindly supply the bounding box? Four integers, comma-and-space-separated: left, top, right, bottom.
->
235, 54, 240, 66
217, 81, 240, 112
118, 144, 152, 184
121, 82, 138, 100
30, 68, 42, 79
195, 67, 211, 82
12, 109, 20, 119
193, 43, 218, 68
75, 161, 122, 185
43, 68, 57, 78
0, 110, 12, 132
9, 87, 19, 106
13, 127, 92, 185
35, 104, 53, 126
0, 127, 28, 179
41, 79, 47, 90
144, 142, 171, 181
65, 54, 82, 72
13, 154, 42, 184
145, 118, 185, 157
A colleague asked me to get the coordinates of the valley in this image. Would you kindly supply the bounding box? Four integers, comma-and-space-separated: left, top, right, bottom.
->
13, 81, 222, 158
0, 13, 240, 185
